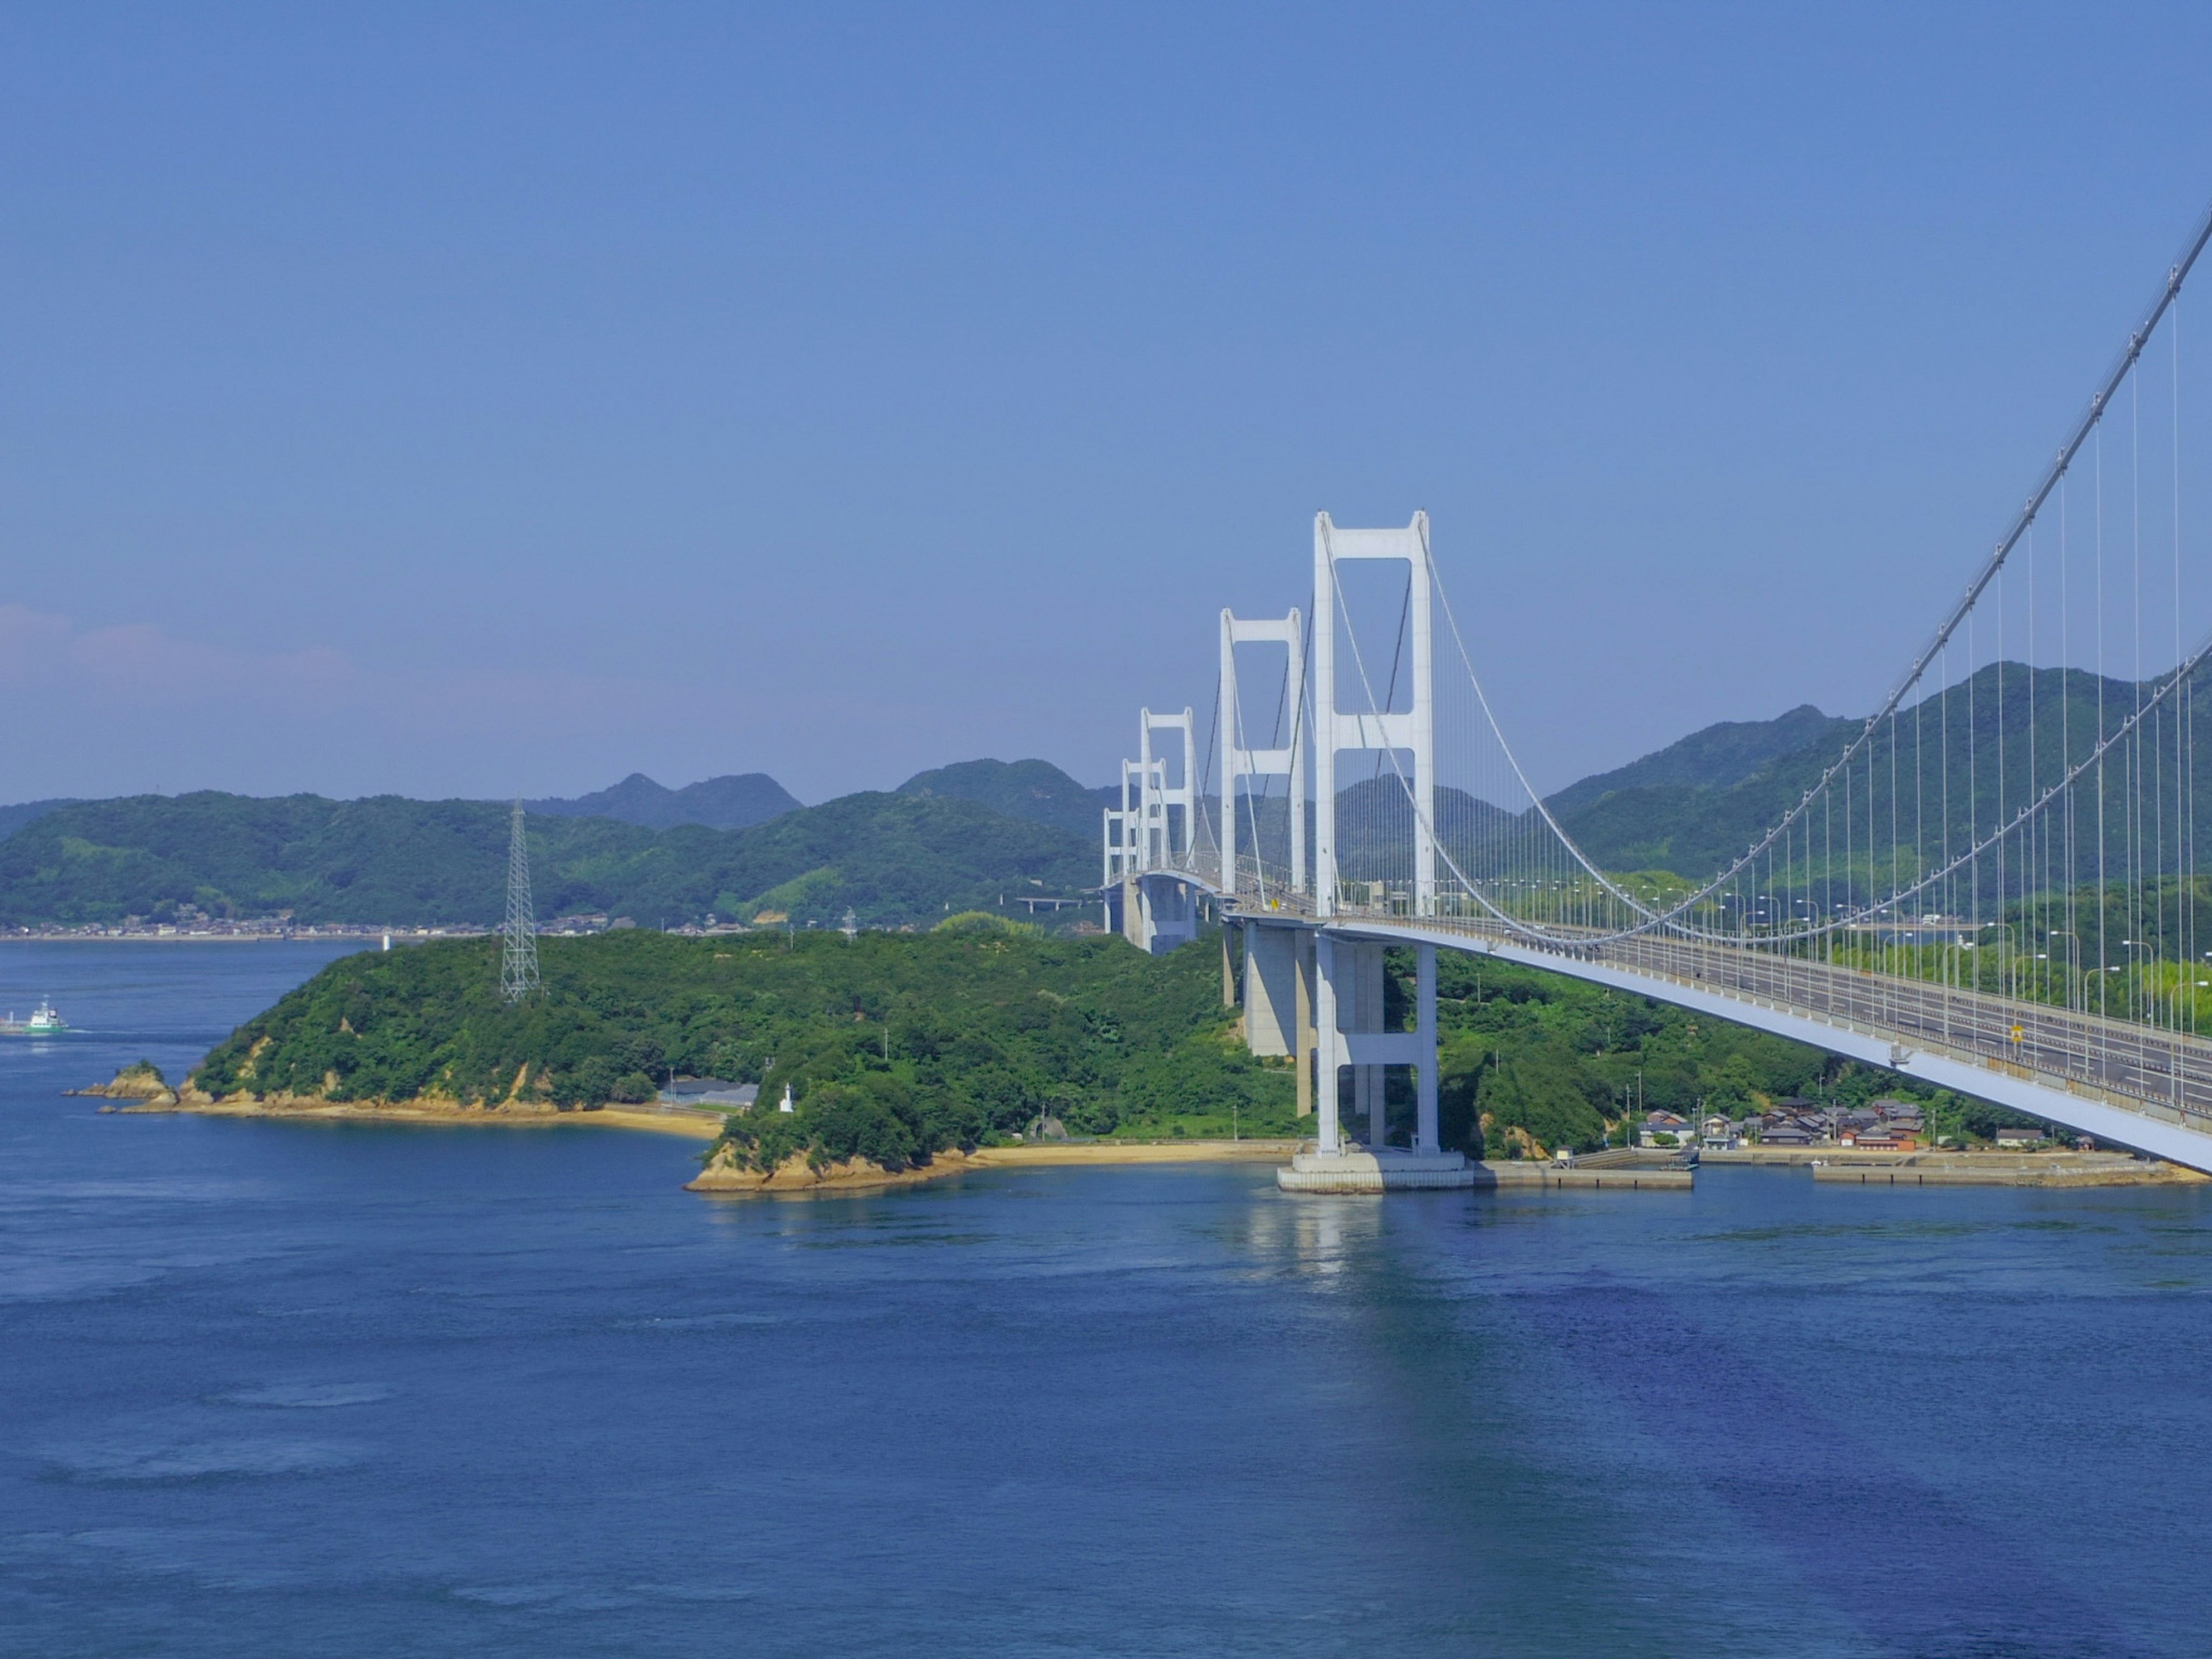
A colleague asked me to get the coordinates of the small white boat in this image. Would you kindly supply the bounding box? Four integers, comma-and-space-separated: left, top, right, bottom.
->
0, 997, 69, 1036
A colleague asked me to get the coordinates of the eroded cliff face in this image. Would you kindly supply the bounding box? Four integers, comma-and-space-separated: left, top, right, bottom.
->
685, 1143, 969, 1195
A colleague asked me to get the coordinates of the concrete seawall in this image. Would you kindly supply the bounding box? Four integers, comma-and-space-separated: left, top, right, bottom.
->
1810, 1151, 2198, 1187
1480, 1161, 1694, 1190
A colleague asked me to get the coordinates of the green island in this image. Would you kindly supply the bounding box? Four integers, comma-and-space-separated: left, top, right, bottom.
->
182, 917, 1298, 1185
150, 910, 2067, 1192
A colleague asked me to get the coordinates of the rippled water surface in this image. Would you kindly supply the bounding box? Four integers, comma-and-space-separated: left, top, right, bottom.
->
4, 942, 2212, 1657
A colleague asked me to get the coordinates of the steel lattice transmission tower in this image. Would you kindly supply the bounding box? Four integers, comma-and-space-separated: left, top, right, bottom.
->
500, 800, 540, 1002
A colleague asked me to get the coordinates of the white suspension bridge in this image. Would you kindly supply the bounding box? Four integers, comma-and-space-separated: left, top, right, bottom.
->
1104, 200, 2212, 1188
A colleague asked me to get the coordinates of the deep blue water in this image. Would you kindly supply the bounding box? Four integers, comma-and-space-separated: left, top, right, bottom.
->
4, 942, 2212, 1656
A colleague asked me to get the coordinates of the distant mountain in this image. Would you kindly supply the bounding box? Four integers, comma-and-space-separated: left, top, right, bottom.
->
0, 797, 81, 843
1543, 704, 1856, 822
690, 791, 1093, 925
1547, 665, 2191, 889
897, 758, 1113, 839
0, 789, 1092, 930
525, 772, 800, 832
1227, 780, 1522, 886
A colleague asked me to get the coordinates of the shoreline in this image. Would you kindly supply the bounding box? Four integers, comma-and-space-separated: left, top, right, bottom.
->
99, 1090, 1313, 1184
1703, 1145, 2203, 1186
969, 1139, 1302, 1166
684, 1137, 1310, 1197
105, 1096, 727, 1140
111, 1094, 2203, 1192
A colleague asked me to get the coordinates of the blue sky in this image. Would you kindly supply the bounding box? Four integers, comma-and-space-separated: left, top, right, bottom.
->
3, 3, 2211, 804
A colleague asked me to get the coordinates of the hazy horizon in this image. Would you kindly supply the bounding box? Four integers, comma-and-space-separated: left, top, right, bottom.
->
0, 689, 1845, 813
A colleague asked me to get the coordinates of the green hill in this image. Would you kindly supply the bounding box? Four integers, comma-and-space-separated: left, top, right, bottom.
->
0, 789, 1094, 930
1550, 664, 2195, 895
0, 797, 81, 842
190, 924, 1297, 1155
524, 771, 800, 831
896, 757, 1113, 839
1544, 704, 1855, 821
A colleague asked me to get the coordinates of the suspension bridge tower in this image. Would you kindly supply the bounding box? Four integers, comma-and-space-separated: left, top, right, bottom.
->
1276, 513, 1470, 1190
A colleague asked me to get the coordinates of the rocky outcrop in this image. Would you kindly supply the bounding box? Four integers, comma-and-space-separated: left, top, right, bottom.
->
685, 1145, 971, 1195
71, 1060, 178, 1107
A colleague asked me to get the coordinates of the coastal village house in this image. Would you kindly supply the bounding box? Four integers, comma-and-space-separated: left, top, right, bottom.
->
1840, 1126, 1919, 1151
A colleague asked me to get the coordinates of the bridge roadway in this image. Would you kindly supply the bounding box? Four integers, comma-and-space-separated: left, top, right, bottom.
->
1214, 882, 2212, 1173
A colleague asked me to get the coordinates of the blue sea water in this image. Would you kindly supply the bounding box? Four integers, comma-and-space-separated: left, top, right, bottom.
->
3, 942, 2212, 1657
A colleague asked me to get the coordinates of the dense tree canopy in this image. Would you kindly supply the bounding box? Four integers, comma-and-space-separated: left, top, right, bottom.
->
0, 790, 1093, 929
192, 922, 1297, 1169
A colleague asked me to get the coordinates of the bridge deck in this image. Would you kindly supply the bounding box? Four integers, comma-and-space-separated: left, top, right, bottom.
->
1229, 902, 2212, 1171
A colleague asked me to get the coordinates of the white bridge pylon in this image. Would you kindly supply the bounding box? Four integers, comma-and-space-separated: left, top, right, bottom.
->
1220, 605, 1304, 899
1114, 515, 1459, 1184
1103, 707, 1204, 955
1313, 512, 1433, 922
1310, 514, 1438, 1161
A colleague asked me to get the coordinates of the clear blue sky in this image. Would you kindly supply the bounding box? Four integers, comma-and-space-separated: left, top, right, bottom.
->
4, 3, 2210, 805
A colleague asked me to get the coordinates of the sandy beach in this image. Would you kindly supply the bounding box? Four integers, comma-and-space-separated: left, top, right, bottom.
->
684, 1137, 1309, 1196
967, 1139, 1302, 1166
107, 1094, 728, 1140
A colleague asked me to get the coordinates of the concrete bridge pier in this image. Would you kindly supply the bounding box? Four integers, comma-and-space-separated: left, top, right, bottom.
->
1279, 934, 1469, 1192
1120, 873, 1199, 955
1241, 921, 1316, 1118
1241, 922, 1310, 1093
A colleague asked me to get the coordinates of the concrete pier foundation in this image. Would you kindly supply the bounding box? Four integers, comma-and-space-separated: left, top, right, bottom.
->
1276, 1147, 1474, 1192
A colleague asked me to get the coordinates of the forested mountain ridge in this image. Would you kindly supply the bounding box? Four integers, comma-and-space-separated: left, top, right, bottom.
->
1544, 704, 1855, 820
0, 797, 82, 842
1551, 664, 2194, 888
524, 771, 801, 831
9, 663, 2180, 930
896, 758, 1114, 839
0, 789, 1093, 929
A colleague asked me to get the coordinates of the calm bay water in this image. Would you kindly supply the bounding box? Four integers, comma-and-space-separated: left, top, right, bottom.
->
3, 942, 2211, 1656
